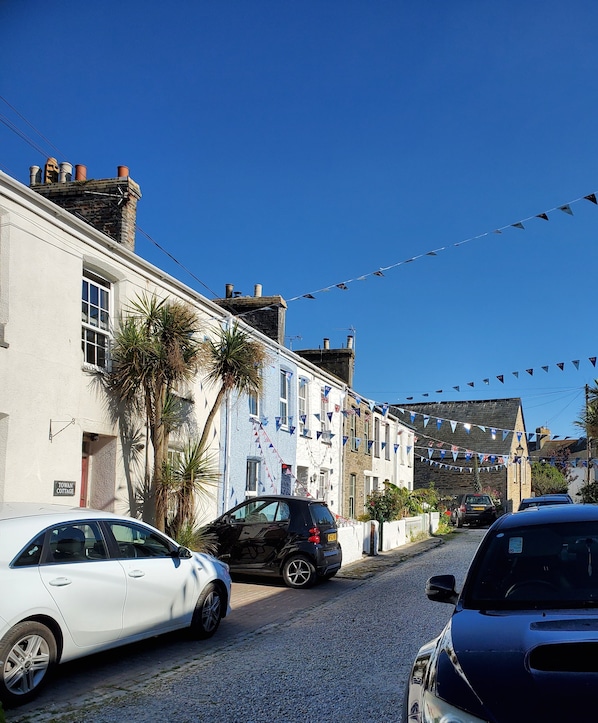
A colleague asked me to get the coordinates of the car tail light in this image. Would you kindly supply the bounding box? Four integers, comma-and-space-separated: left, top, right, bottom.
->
308, 526, 321, 543
459, 504, 467, 512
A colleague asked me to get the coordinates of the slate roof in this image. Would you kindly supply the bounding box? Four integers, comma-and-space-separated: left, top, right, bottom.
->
390, 398, 525, 460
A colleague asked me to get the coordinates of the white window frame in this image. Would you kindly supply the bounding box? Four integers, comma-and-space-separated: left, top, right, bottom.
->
279, 370, 290, 427
298, 378, 309, 436
82, 269, 111, 369
246, 458, 260, 497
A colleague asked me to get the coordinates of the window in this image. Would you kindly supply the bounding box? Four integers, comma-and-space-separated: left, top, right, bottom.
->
230, 499, 290, 523
318, 469, 328, 499
320, 388, 332, 442
246, 458, 260, 497
279, 370, 290, 426
385, 423, 391, 460
108, 521, 173, 558
364, 418, 371, 455
349, 473, 356, 519
82, 269, 111, 369
374, 418, 381, 458
298, 379, 309, 436
349, 408, 358, 451
249, 390, 260, 417
48, 522, 107, 563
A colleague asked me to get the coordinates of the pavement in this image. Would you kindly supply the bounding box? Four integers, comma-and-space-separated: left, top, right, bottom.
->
335, 534, 445, 579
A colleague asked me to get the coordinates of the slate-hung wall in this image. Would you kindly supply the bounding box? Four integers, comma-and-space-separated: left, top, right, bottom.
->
393, 398, 531, 512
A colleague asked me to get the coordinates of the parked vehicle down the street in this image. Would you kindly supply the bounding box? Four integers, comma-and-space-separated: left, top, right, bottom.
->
449, 492, 497, 528
518, 493, 574, 511
201, 495, 342, 589
404, 504, 598, 723
0, 502, 231, 708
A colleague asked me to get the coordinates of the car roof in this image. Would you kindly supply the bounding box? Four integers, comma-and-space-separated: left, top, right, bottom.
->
521, 494, 572, 502
496, 504, 597, 530
0, 502, 124, 522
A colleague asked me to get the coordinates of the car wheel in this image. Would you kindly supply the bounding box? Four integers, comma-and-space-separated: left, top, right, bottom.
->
282, 555, 316, 589
0, 621, 57, 707
456, 516, 463, 528
191, 583, 224, 639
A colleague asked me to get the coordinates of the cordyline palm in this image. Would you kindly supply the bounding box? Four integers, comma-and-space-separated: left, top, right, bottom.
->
166, 439, 220, 543
107, 293, 203, 530
575, 380, 598, 453
198, 322, 267, 453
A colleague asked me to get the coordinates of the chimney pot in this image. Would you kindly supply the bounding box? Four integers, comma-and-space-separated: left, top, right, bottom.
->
323, 338, 330, 349
75, 164, 87, 181
347, 335, 354, 349
59, 162, 73, 183
29, 166, 41, 185
117, 166, 129, 178
254, 284, 262, 297
225, 284, 234, 299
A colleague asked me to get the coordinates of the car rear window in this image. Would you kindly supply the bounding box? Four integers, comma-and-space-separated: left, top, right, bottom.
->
309, 503, 336, 528
465, 495, 492, 505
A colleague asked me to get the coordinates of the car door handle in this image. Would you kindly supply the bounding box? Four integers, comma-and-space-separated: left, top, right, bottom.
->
49, 577, 72, 586
128, 569, 145, 578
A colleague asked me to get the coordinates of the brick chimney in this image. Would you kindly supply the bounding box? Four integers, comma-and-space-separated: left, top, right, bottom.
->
295, 335, 355, 386
213, 284, 287, 345
30, 159, 141, 251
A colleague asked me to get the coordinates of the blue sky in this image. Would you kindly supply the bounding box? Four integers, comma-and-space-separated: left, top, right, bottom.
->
2, 1, 598, 440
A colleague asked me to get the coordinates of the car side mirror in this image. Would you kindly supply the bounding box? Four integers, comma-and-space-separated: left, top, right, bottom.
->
176, 546, 193, 559
426, 574, 459, 605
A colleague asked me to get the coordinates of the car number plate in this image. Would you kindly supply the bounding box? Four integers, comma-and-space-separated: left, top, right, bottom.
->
328, 532, 337, 542
472, 506, 485, 511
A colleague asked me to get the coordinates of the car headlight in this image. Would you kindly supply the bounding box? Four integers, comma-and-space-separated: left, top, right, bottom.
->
423, 691, 489, 723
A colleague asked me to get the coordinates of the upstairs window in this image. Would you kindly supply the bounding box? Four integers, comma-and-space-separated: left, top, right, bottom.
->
298, 379, 309, 436
82, 270, 111, 369
279, 370, 290, 427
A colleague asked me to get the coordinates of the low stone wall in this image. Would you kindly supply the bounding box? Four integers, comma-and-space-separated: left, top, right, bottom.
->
337, 512, 441, 565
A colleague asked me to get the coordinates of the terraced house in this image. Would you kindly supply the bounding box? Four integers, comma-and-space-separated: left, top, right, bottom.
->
0, 161, 414, 525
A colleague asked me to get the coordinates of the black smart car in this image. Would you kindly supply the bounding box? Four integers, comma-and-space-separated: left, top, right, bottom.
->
201, 495, 342, 588
404, 504, 598, 722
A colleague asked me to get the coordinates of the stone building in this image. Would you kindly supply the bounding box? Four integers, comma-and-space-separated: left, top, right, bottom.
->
391, 398, 531, 513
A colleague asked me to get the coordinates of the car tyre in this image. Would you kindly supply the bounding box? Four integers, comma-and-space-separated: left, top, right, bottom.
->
282, 555, 316, 589
0, 621, 57, 707
191, 583, 224, 639
456, 516, 463, 528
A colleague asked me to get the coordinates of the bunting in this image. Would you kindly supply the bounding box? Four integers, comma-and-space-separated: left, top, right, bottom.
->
285, 190, 597, 302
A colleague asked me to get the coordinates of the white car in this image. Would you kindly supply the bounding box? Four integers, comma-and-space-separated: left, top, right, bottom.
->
0, 502, 231, 707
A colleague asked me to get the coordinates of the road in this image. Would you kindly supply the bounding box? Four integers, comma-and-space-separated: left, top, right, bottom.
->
6, 529, 485, 723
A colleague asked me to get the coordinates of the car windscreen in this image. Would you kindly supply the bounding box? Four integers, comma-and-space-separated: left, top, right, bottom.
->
309, 503, 336, 529
464, 521, 598, 610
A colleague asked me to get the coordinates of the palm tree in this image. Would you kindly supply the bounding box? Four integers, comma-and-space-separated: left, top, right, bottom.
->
198, 321, 268, 453
575, 380, 598, 455
107, 293, 203, 530
166, 439, 220, 544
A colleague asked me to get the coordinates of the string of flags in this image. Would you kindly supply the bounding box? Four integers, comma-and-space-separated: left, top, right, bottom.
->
287, 191, 598, 302
398, 356, 597, 402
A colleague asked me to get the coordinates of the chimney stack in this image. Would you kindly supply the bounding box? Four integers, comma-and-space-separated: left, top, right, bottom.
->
30, 160, 141, 251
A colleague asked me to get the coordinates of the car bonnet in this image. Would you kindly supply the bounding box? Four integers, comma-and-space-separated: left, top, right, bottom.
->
439, 608, 598, 722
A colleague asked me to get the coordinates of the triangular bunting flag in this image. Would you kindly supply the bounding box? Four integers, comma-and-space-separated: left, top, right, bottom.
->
591, 357, 597, 367
512, 222, 525, 230
573, 360, 580, 369
584, 193, 597, 204
536, 213, 549, 221
557, 362, 564, 371
512, 371, 519, 378
450, 420, 457, 432
497, 375, 504, 383
559, 204, 573, 215
526, 369, 533, 376
542, 366, 549, 373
